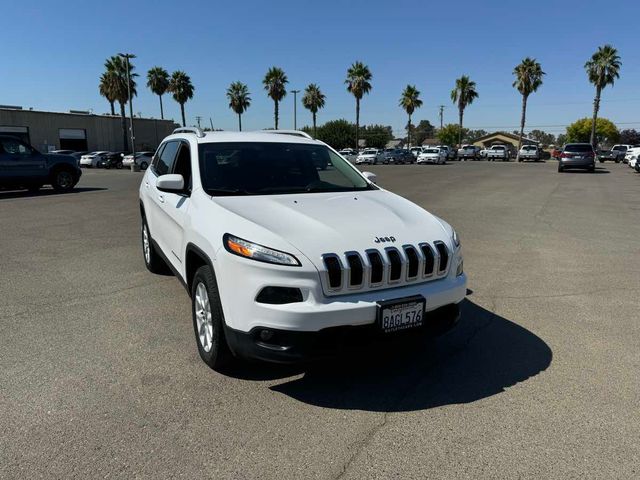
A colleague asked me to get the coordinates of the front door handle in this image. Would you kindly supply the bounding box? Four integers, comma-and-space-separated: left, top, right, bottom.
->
158, 194, 165, 203
144, 181, 150, 188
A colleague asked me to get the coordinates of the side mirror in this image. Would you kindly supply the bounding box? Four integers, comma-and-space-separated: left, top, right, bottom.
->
156, 174, 185, 193
362, 171, 377, 184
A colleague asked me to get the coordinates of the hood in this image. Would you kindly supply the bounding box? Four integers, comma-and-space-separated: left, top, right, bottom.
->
44, 153, 77, 165
213, 189, 450, 264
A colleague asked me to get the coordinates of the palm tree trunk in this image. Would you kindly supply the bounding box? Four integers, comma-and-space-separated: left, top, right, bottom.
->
313, 112, 317, 138
119, 102, 128, 151
516, 94, 528, 162
590, 86, 601, 147
355, 98, 360, 151
274, 100, 279, 130
238, 113, 242, 132
159, 95, 164, 120
180, 103, 186, 127
458, 107, 464, 148
408, 114, 412, 148
110, 101, 115, 116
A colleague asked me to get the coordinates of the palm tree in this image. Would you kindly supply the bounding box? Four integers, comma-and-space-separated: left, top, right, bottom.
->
345, 61, 372, 151
450, 75, 478, 148
302, 84, 326, 137
146, 67, 170, 120
399, 85, 423, 147
585, 44, 621, 147
168, 71, 195, 127
99, 71, 117, 115
513, 58, 545, 161
104, 55, 137, 151
262, 67, 288, 129
226, 81, 251, 131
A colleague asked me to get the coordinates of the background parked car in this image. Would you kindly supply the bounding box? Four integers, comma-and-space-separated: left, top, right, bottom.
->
486, 144, 511, 161
122, 151, 154, 170
623, 145, 640, 165
611, 144, 632, 162
410, 146, 423, 158
98, 151, 129, 169
457, 144, 480, 160
417, 147, 447, 164
383, 148, 413, 164
80, 151, 110, 168
338, 148, 357, 162
558, 143, 595, 172
355, 148, 381, 165
435, 145, 456, 160
0, 135, 82, 192
597, 149, 619, 163
518, 145, 541, 162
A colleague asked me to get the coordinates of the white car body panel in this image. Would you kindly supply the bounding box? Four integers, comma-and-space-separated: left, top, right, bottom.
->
139, 131, 466, 339
80, 151, 109, 167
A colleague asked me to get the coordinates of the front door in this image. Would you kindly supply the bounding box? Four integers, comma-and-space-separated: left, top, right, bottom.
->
0, 137, 47, 186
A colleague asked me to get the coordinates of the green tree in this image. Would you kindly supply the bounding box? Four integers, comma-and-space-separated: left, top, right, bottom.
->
262, 67, 288, 129
566, 117, 619, 145
99, 71, 117, 115
528, 129, 556, 146
360, 124, 393, 149
313, 119, 355, 150
345, 61, 372, 151
168, 71, 194, 127
465, 129, 488, 142
513, 57, 545, 161
412, 120, 436, 146
585, 44, 621, 147
556, 134, 567, 146
104, 55, 138, 151
450, 75, 478, 148
399, 85, 423, 147
437, 124, 465, 147
620, 129, 640, 144
226, 81, 251, 131
301, 84, 326, 137
146, 67, 170, 120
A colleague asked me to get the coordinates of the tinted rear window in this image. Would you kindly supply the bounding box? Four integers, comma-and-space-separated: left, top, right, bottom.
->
564, 144, 593, 153
612, 146, 626, 152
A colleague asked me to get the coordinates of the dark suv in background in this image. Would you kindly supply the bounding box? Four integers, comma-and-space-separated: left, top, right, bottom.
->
0, 135, 82, 192
558, 143, 596, 173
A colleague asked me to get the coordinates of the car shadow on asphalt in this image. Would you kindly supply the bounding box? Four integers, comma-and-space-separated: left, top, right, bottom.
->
262, 299, 552, 412
0, 187, 107, 200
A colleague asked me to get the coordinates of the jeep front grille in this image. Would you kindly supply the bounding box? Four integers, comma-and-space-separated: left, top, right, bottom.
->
320, 241, 451, 294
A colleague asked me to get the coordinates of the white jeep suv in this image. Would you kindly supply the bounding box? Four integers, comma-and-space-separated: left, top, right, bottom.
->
139, 128, 467, 370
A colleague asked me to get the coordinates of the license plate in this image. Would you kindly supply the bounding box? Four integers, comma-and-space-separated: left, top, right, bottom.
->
377, 296, 425, 333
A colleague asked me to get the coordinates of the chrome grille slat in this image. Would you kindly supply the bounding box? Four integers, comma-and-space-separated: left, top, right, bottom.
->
321, 240, 451, 295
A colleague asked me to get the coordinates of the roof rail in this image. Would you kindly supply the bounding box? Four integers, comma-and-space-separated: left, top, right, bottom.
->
172, 126, 205, 138
261, 130, 313, 140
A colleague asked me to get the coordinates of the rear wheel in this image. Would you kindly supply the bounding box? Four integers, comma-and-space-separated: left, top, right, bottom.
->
192, 265, 233, 371
141, 216, 170, 274
140, 161, 149, 170
558, 165, 564, 173
50, 168, 76, 192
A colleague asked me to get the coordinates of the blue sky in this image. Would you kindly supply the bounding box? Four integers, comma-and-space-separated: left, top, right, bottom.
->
2, 0, 639, 136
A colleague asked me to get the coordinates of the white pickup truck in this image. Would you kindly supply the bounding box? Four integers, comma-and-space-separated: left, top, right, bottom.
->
486, 144, 511, 161
518, 145, 540, 162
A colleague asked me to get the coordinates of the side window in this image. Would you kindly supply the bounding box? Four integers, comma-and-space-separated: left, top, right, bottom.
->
150, 144, 165, 174
1, 138, 32, 156
154, 141, 179, 176
172, 142, 192, 190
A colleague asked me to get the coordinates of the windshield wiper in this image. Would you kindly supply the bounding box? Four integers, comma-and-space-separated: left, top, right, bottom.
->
206, 188, 250, 196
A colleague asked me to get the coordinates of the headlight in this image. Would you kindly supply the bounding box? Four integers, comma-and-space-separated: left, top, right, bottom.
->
452, 229, 461, 248
223, 234, 301, 266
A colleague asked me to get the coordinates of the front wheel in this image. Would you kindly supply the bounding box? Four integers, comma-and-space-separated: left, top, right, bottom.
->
50, 168, 76, 192
140, 161, 149, 170
192, 266, 233, 371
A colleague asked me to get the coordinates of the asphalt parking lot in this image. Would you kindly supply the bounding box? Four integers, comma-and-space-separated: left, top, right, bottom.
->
1, 161, 639, 479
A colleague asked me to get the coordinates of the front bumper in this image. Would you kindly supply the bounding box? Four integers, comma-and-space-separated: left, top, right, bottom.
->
225, 303, 461, 363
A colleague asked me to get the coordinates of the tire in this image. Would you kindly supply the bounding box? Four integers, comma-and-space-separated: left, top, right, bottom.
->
558, 165, 563, 173
141, 216, 170, 274
116, 162, 123, 169
192, 265, 233, 371
140, 161, 149, 170
599, 159, 604, 163
50, 167, 76, 192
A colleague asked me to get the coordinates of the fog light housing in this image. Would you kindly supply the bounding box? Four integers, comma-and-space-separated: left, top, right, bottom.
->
255, 286, 303, 305
259, 329, 275, 342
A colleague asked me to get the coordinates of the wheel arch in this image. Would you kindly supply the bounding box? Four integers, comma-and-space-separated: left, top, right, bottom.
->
185, 243, 216, 294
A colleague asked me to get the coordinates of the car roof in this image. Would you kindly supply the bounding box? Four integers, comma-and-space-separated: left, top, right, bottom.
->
167, 130, 323, 146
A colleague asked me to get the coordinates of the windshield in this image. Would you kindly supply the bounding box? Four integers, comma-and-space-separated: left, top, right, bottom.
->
362, 149, 377, 154
198, 142, 374, 196
522, 146, 537, 151
612, 146, 626, 151
424, 149, 439, 153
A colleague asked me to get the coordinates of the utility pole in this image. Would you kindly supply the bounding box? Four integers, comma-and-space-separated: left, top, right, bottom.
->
195, 116, 202, 129
209, 117, 214, 130
119, 53, 136, 158
290, 89, 300, 130
438, 105, 445, 129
